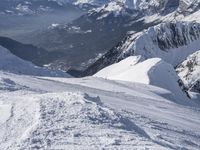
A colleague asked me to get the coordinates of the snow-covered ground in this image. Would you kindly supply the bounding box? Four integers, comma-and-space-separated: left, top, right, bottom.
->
95, 57, 190, 104
0, 8, 200, 148
0, 70, 199, 149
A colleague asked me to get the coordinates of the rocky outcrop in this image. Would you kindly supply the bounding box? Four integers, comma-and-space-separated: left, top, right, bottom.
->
176, 50, 200, 93
83, 21, 200, 76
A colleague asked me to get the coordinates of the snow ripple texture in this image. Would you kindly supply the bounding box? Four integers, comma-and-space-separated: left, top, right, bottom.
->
0, 92, 164, 150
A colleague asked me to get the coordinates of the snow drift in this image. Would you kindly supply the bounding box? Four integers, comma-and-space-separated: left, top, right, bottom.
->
95, 57, 188, 102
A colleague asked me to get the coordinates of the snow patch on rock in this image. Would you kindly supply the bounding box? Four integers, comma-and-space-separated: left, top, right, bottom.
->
176, 50, 200, 93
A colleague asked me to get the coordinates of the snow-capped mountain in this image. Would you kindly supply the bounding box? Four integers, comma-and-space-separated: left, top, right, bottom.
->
128, 21, 200, 66
0, 1, 200, 149
24, 0, 200, 73
88, 1, 137, 19
18, 1, 141, 71
50, 0, 109, 6
74, 0, 199, 16
2, 0, 199, 16
0, 0, 79, 15
84, 21, 200, 76
176, 50, 200, 93
127, 0, 179, 15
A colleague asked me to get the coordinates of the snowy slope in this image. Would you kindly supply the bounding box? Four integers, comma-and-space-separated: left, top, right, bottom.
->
95, 57, 188, 103
0, 46, 69, 77
119, 21, 200, 66
94, 56, 143, 78
0, 0, 200, 149
0, 71, 199, 149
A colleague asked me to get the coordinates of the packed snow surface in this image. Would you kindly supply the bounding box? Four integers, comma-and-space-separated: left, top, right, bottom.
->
0, 70, 199, 149
95, 57, 189, 104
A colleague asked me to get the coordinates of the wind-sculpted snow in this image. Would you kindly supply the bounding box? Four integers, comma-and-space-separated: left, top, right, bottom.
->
0, 71, 199, 149
95, 57, 189, 104
18, 92, 157, 149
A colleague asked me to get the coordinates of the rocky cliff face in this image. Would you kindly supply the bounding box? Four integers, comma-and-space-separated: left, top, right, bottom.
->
177, 0, 200, 15
83, 21, 200, 76
132, 21, 200, 65
176, 50, 200, 93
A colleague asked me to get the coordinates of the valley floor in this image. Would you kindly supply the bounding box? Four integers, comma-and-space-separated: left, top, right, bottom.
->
0, 71, 200, 150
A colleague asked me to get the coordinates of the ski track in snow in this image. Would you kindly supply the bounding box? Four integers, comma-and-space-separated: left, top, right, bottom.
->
0, 71, 200, 149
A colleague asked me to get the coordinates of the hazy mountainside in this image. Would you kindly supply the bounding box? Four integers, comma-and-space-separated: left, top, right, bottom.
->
0, 46, 69, 77
0, 0, 84, 50
0, 36, 64, 67
68, 0, 199, 15
80, 0, 200, 97
83, 21, 200, 75
15, 0, 200, 72
80, 0, 200, 75
0, 0, 80, 15
128, 0, 179, 15
17, 1, 147, 70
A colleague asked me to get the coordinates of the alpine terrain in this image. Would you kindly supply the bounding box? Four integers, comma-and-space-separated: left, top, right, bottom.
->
0, 0, 200, 150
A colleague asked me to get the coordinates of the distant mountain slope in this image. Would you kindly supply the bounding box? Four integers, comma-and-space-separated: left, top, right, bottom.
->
83, 21, 200, 76
13, 0, 200, 72
0, 0, 80, 15
0, 36, 64, 67
20, 1, 145, 70
0, 45, 69, 77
